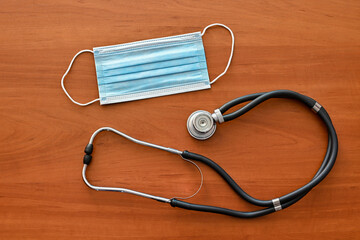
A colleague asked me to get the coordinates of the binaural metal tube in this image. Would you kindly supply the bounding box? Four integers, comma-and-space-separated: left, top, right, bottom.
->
82, 165, 171, 203
89, 127, 182, 155
83, 127, 186, 203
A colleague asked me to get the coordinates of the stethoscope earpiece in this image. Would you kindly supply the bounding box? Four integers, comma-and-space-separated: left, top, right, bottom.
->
187, 110, 217, 140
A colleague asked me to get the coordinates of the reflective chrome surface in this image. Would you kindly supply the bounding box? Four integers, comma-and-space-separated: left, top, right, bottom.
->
187, 110, 217, 140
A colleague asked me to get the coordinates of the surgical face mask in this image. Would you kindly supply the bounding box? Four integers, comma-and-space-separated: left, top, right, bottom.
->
61, 23, 234, 106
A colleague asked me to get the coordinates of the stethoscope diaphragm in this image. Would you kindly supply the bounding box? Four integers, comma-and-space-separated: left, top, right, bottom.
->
187, 110, 217, 140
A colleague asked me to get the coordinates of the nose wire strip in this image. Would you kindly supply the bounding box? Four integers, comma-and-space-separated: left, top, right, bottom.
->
60, 49, 100, 106
201, 23, 235, 85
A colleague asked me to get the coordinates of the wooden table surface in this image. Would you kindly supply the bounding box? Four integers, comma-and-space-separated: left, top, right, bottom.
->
1, 1, 359, 239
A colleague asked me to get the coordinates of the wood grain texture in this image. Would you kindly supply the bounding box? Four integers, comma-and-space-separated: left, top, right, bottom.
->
0, 0, 359, 239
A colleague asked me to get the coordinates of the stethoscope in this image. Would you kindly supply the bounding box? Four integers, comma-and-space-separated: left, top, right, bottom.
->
82, 90, 338, 218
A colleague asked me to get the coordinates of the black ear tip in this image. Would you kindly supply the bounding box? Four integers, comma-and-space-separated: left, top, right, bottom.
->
83, 154, 92, 165
84, 144, 93, 154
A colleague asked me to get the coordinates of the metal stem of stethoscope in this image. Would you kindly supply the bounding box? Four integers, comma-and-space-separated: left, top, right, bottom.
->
89, 127, 182, 155
82, 165, 172, 203
82, 127, 203, 204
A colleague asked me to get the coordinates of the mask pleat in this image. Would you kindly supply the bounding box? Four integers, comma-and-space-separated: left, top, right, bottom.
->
99, 61, 207, 85
100, 69, 208, 96
99, 42, 200, 69
101, 56, 203, 78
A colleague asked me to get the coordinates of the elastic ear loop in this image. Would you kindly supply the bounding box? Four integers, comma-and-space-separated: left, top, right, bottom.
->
60, 49, 100, 106
201, 23, 235, 85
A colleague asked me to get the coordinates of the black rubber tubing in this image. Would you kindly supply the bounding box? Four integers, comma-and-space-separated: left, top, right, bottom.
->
170, 90, 338, 218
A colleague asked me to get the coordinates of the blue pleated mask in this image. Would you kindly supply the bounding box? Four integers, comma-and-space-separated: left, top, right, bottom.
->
61, 23, 234, 106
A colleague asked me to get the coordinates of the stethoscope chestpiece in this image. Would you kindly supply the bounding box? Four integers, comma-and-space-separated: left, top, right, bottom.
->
187, 110, 217, 140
